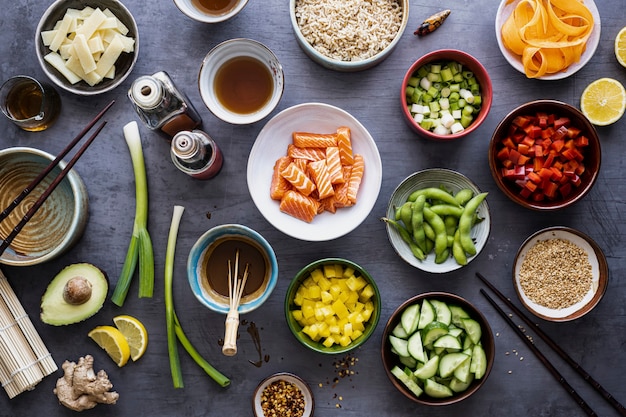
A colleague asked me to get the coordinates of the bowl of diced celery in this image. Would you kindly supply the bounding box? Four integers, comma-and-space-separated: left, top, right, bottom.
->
285, 258, 381, 354
402, 49, 492, 141
35, 0, 138, 95
381, 292, 495, 405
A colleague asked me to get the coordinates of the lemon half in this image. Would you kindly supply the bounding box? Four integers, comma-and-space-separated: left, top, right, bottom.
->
88, 325, 131, 367
614, 26, 626, 68
580, 78, 626, 126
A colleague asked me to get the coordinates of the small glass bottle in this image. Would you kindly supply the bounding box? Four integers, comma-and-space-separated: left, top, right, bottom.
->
128, 71, 201, 137
170, 130, 223, 180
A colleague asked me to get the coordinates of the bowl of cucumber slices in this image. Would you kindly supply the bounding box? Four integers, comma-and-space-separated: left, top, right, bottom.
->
381, 292, 495, 405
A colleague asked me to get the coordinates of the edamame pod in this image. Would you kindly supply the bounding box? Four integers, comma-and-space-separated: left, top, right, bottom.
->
381, 217, 426, 261
399, 202, 414, 234
458, 192, 488, 256
423, 207, 448, 257
407, 187, 461, 207
452, 229, 468, 265
411, 195, 427, 251
454, 188, 474, 206
429, 204, 464, 218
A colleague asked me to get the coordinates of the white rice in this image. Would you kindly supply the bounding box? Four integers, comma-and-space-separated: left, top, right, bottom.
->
294, 0, 404, 62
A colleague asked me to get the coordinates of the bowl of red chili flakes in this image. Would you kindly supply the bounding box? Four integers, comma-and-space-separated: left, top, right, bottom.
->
488, 100, 601, 210
253, 372, 314, 417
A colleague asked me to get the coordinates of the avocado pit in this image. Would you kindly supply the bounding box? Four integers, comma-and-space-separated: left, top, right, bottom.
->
63, 276, 93, 305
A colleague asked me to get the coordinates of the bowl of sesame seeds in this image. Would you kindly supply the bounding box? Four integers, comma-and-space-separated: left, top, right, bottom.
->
513, 226, 608, 322
253, 372, 314, 417
290, 0, 409, 72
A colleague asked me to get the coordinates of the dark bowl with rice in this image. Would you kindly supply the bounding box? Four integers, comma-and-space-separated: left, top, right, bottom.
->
289, 0, 409, 71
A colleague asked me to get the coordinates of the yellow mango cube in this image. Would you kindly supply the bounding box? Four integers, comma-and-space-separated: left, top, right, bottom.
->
323, 264, 338, 278
346, 290, 359, 305
307, 285, 321, 300
310, 268, 324, 283
329, 324, 341, 335
291, 310, 303, 322
321, 290, 334, 304
342, 266, 355, 278
302, 324, 320, 341
339, 335, 351, 347
329, 284, 342, 299
322, 336, 336, 348
351, 329, 363, 341
346, 275, 367, 292
334, 264, 344, 277
318, 275, 332, 291
343, 322, 353, 338
332, 299, 349, 319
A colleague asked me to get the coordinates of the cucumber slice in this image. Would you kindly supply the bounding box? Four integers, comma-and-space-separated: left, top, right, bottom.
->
449, 305, 470, 327
453, 354, 472, 383
461, 318, 482, 345
391, 366, 424, 398
389, 335, 409, 358
417, 299, 435, 329
392, 322, 409, 339
449, 374, 474, 393
433, 334, 462, 351
471, 344, 488, 379
407, 332, 425, 362
399, 354, 418, 369
413, 355, 439, 380
430, 299, 452, 325
421, 321, 449, 346
439, 352, 470, 378
424, 378, 454, 398
448, 327, 463, 338
401, 303, 420, 335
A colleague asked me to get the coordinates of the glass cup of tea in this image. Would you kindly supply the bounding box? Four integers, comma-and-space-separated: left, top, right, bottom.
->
198, 38, 284, 125
0, 75, 61, 132
173, 0, 249, 23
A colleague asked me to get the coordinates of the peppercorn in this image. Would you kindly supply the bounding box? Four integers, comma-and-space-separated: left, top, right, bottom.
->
260, 380, 305, 417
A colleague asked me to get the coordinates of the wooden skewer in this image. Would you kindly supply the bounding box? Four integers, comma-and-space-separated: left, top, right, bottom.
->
222, 249, 249, 356
0, 120, 107, 257
476, 272, 626, 416
0, 100, 115, 224
479, 288, 597, 416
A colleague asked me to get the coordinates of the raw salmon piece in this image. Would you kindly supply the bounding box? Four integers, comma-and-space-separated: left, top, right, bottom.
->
308, 159, 335, 200
319, 196, 338, 214
293, 158, 309, 173
325, 147, 344, 184
280, 162, 316, 196
287, 144, 326, 161
336, 126, 354, 165
270, 156, 292, 200
292, 131, 338, 148
333, 165, 353, 208
280, 190, 319, 223
346, 154, 364, 204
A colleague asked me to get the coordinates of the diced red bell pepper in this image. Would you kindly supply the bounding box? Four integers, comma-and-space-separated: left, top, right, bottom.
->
554, 117, 570, 130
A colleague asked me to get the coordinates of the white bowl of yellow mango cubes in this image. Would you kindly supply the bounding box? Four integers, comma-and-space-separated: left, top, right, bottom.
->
285, 258, 381, 354
35, 0, 138, 95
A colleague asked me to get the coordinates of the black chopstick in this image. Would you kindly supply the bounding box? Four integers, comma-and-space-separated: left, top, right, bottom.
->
0, 121, 108, 257
476, 272, 626, 417
479, 288, 597, 417
0, 99, 115, 224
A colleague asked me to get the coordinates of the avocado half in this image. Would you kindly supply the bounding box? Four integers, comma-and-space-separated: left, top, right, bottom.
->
40, 263, 109, 326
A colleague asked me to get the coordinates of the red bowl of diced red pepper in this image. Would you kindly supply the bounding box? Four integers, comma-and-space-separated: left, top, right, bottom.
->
489, 100, 601, 210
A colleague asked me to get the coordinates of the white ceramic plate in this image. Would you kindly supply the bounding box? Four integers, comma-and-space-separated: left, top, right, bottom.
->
495, 0, 601, 80
385, 169, 491, 273
513, 227, 608, 321
247, 103, 382, 241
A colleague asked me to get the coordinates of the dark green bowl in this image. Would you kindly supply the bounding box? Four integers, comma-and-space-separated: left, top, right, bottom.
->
284, 258, 381, 354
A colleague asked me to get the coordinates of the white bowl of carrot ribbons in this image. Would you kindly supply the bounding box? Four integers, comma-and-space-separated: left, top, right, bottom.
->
495, 0, 601, 80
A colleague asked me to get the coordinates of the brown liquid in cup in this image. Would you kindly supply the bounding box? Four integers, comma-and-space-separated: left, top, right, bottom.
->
214, 56, 273, 114
191, 0, 239, 15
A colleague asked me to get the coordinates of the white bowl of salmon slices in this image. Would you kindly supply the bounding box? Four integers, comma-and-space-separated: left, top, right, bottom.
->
247, 102, 382, 241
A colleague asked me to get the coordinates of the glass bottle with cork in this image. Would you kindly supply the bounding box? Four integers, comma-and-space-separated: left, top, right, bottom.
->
128, 71, 202, 137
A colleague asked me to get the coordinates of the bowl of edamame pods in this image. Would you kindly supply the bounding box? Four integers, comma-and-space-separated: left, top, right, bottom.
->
488, 100, 601, 210
383, 168, 490, 273
401, 49, 493, 140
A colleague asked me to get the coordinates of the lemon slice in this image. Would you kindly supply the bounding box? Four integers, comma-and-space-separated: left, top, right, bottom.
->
88, 325, 131, 367
580, 78, 626, 126
113, 315, 148, 361
615, 26, 626, 68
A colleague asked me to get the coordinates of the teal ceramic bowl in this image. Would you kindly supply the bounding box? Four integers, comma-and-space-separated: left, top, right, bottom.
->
0, 147, 88, 266
285, 258, 381, 354
187, 224, 278, 314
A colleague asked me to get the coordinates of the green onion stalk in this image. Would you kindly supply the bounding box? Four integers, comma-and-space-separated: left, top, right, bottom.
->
164, 205, 230, 389
111, 121, 155, 306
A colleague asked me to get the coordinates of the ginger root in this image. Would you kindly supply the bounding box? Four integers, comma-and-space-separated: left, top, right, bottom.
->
54, 355, 119, 411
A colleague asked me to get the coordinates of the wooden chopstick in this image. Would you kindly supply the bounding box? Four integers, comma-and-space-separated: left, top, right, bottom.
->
0, 121, 108, 257
0, 100, 115, 224
479, 288, 598, 417
476, 272, 626, 416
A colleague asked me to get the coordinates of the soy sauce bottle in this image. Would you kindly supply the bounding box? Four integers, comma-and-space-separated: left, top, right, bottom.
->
170, 130, 223, 180
128, 71, 201, 137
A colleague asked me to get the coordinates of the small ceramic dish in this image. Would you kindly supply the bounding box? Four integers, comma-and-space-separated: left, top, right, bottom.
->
198, 38, 284, 125
285, 258, 381, 354
173, 0, 249, 23
289, 0, 409, 71
385, 168, 490, 273
252, 372, 314, 417
381, 292, 495, 405
35, 0, 139, 95
513, 226, 608, 321
247, 102, 382, 241
0, 147, 88, 266
187, 224, 278, 314
401, 49, 493, 140
488, 100, 601, 211
494, 0, 601, 80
